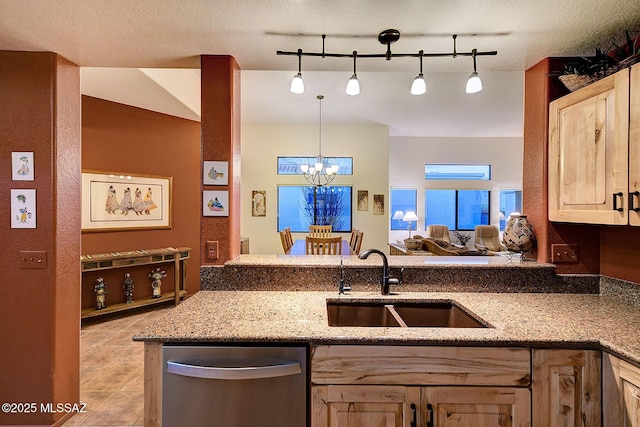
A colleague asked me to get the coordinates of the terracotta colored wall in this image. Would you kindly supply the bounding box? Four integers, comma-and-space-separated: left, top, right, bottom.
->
523, 58, 601, 274
200, 56, 241, 265
81, 96, 201, 298
0, 51, 81, 426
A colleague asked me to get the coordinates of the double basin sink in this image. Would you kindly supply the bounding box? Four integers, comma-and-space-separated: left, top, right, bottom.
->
327, 299, 488, 328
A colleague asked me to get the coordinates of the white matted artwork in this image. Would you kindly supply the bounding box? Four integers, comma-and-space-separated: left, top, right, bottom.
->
12, 152, 34, 181
203, 190, 229, 216
203, 161, 229, 186
81, 171, 172, 232
11, 189, 36, 228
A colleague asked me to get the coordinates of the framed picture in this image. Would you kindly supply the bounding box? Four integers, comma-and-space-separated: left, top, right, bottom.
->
11, 189, 36, 228
203, 161, 229, 185
203, 190, 229, 216
373, 194, 385, 215
252, 190, 266, 217
357, 190, 368, 211
12, 152, 34, 181
81, 171, 172, 232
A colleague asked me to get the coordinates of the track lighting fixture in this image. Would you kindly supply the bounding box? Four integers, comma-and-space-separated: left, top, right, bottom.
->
410, 50, 426, 95
289, 49, 305, 94
345, 51, 360, 96
278, 29, 496, 95
465, 49, 483, 94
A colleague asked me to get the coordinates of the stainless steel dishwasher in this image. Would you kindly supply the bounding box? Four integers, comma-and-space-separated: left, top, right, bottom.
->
162, 344, 308, 427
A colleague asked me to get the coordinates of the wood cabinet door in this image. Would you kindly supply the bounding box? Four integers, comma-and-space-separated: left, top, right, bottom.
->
630, 64, 640, 226
603, 353, 640, 426
421, 386, 530, 427
548, 69, 630, 224
532, 349, 601, 426
312, 385, 420, 427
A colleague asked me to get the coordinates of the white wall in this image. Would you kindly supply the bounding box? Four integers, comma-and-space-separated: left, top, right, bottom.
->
388, 136, 523, 245
241, 123, 390, 254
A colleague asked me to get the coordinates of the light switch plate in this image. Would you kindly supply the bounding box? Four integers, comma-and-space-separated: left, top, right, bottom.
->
551, 244, 579, 263
20, 250, 47, 269
206, 241, 219, 260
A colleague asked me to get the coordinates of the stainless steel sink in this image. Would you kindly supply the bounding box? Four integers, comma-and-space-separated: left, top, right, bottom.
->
326, 300, 487, 328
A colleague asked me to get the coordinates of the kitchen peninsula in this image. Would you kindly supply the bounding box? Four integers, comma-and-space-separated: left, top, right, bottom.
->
136, 256, 640, 426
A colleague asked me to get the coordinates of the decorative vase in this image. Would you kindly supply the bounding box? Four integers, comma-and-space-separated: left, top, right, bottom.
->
502, 213, 536, 258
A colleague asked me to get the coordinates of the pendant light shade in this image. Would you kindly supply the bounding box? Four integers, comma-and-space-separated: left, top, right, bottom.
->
465, 72, 482, 93
346, 51, 360, 96
411, 74, 426, 95
290, 72, 304, 94
410, 50, 426, 95
289, 49, 305, 94
465, 49, 483, 94
346, 74, 360, 96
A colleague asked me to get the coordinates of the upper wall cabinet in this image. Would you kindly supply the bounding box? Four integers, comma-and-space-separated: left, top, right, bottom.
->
630, 65, 640, 226
548, 66, 639, 225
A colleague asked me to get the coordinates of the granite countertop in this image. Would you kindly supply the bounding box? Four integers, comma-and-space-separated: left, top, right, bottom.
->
134, 290, 640, 365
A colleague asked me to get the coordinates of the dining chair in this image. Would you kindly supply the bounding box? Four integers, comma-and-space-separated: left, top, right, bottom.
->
305, 236, 342, 255
279, 227, 293, 253
284, 227, 293, 249
349, 229, 358, 247
309, 225, 332, 238
350, 230, 364, 255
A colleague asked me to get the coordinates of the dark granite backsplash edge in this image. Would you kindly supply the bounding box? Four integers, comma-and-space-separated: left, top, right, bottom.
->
600, 275, 640, 306
200, 265, 601, 294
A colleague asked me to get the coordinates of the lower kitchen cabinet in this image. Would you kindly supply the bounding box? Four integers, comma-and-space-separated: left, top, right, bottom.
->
312, 385, 530, 427
311, 385, 419, 427
603, 353, 640, 426
311, 345, 532, 427
422, 386, 530, 427
532, 349, 601, 426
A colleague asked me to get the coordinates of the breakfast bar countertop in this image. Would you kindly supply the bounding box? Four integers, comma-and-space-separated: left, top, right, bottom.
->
133, 290, 640, 365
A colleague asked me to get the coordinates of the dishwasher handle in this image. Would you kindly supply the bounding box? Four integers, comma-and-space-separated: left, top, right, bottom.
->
166, 358, 301, 380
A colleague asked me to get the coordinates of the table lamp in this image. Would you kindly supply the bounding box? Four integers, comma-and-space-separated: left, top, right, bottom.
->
402, 211, 419, 238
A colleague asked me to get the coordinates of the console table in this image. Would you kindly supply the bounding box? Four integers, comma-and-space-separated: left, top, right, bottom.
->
80, 247, 191, 319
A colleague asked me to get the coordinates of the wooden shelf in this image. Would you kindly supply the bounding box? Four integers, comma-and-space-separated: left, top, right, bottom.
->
81, 291, 187, 319
81, 247, 191, 319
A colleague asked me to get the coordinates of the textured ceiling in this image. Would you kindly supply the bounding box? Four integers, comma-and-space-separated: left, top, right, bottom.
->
2, 1, 639, 136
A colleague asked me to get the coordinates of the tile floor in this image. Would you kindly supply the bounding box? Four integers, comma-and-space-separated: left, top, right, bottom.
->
65, 306, 171, 426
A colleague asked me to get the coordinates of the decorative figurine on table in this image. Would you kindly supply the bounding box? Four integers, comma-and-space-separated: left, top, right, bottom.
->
123, 273, 135, 304
149, 268, 167, 298
94, 277, 107, 310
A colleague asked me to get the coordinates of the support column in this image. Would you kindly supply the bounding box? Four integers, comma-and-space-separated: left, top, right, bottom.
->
0, 51, 81, 425
200, 55, 241, 264
523, 58, 600, 273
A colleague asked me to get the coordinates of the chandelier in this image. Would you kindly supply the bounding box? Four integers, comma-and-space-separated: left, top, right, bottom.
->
300, 95, 338, 186
279, 29, 497, 95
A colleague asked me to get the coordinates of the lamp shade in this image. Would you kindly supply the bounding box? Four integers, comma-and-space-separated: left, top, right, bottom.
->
392, 210, 405, 220
403, 211, 419, 222
290, 73, 304, 94
410, 74, 426, 95
465, 72, 482, 93
346, 74, 360, 96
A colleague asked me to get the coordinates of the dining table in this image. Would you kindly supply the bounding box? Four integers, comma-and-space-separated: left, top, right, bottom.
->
285, 239, 353, 255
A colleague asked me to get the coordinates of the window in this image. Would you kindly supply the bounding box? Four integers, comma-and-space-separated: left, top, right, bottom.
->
277, 185, 352, 232
425, 164, 491, 181
499, 190, 522, 230
425, 189, 490, 231
390, 189, 417, 230
277, 157, 353, 175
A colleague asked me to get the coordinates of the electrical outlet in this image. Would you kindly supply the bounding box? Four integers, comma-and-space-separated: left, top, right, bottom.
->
206, 240, 219, 260
20, 250, 47, 269
551, 244, 579, 263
